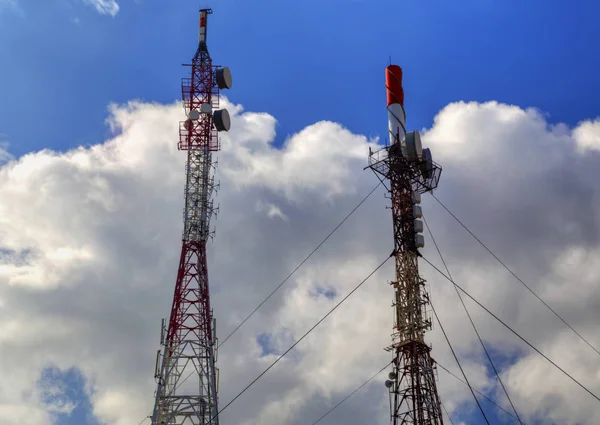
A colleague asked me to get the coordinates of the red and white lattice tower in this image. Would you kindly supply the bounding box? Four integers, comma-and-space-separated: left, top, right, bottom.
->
151, 8, 232, 425
368, 65, 444, 425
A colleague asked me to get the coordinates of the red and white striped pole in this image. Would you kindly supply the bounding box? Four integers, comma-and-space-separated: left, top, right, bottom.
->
199, 9, 208, 44
385, 65, 406, 146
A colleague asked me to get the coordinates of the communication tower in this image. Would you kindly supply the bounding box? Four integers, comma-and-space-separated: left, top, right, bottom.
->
368, 65, 444, 424
151, 8, 232, 425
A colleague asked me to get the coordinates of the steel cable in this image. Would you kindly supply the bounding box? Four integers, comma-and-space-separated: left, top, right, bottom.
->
310, 361, 393, 425
431, 193, 600, 358
421, 255, 600, 403
138, 183, 382, 425
219, 182, 382, 348
211, 254, 394, 421
423, 213, 524, 424
430, 301, 491, 424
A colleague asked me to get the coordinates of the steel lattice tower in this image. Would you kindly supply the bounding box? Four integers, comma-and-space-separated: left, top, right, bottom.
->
151, 9, 232, 425
368, 65, 444, 425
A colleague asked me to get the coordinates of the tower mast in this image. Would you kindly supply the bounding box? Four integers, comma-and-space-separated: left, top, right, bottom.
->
151, 8, 232, 425
368, 65, 444, 424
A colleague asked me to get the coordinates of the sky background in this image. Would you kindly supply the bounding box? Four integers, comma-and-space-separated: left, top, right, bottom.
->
1, 1, 600, 425
2, 0, 600, 156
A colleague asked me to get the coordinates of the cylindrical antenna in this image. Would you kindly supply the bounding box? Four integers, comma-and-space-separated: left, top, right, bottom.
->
385, 65, 406, 146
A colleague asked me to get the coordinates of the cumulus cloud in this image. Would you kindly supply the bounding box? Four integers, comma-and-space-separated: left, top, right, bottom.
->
573, 118, 600, 153
0, 97, 599, 425
84, 0, 119, 16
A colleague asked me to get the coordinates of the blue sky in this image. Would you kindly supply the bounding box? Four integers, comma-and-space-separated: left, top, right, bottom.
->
38, 367, 100, 425
1, 0, 600, 158
1, 0, 599, 424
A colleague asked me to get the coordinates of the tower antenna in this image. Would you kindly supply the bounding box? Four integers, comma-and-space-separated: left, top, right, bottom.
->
150, 8, 233, 425
368, 64, 444, 425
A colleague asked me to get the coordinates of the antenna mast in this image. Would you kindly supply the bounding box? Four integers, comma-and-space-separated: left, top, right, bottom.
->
150, 8, 232, 425
368, 65, 444, 425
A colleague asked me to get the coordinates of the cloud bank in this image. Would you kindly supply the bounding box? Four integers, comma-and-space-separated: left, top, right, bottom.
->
0, 98, 599, 425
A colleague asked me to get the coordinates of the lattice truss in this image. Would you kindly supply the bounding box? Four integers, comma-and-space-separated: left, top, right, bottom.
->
151, 9, 231, 424
369, 141, 444, 425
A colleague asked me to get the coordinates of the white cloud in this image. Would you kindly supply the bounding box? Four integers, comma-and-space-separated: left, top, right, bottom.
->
0, 141, 14, 165
84, 0, 119, 16
573, 118, 600, 152
256, 200, 289, 221
0, 98, 599, 425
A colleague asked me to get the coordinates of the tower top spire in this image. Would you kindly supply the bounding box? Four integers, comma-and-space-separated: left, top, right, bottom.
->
198, 8, 213, 45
